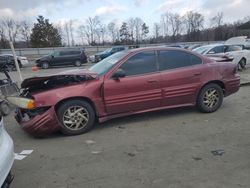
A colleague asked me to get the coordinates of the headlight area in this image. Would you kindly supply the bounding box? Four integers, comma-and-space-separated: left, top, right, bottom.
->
6, 96, 51, 121
6, 97, 35, 110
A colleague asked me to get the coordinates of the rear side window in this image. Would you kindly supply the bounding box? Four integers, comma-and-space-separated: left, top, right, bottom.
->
71, 51, 81, 55
120, 51, 157, 76
208, 46, 225, 54
158, 50, 202, 71
226, 45, 242, 52
60, 51, 79, 56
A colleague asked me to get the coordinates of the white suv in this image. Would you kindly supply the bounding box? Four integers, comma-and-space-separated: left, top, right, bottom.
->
0, 116, 14, 187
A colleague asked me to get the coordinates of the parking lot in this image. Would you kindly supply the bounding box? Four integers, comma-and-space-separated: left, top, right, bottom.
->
3, 63, 250, 188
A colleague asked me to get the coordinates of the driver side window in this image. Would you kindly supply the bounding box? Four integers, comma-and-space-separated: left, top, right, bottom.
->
119, 51, 157, 77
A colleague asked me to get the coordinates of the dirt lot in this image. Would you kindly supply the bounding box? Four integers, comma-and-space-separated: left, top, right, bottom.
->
3, 64, 250, 188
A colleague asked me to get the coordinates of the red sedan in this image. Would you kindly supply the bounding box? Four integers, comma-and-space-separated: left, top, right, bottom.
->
14, 47, 240, 136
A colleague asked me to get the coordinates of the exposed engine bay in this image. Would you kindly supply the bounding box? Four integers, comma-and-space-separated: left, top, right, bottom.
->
21, 74, 96, 93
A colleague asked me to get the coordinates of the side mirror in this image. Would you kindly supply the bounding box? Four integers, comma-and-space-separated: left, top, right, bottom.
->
112, 69, 126, 79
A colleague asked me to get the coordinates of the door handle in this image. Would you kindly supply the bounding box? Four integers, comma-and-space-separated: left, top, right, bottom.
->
147, 80, 158, 83
193, 73, 201, 76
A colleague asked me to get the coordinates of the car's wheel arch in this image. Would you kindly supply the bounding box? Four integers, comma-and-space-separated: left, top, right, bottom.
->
197, 80, 225, 100
55, 96, 97, 117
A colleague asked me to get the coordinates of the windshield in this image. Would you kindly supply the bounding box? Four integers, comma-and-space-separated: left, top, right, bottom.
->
89, 51, 128, 76
102, 48, 112, 53
193, 46, 211, 54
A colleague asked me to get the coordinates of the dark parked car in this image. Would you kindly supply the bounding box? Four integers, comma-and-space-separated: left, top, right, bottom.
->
93, 46, 126, 62
36, 49, 87, 69
14, 47, 240, 137
0, 55, 24, 71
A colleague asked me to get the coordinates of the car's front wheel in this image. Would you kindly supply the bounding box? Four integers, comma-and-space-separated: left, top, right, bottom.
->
57, 99, 95, 135
41, 62, 49, 69
197, 83, 223, 113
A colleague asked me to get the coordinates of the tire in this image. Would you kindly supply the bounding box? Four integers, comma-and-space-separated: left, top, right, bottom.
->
41, 62, 49, 69
57, 99, 95, 135
18, 60, 23, 68
197, 83, 223, 113
239, 58, 246, 70
75, 60, 81, 67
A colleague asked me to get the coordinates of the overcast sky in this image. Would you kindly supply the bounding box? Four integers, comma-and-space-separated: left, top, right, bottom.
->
0, 0, 249, 43
0, 0, 249, 24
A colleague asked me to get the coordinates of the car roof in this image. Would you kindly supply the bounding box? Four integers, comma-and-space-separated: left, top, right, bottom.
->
128, 46, 189, 53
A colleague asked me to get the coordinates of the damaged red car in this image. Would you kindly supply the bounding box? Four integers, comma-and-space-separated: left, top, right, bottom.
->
13, 47, 240, 136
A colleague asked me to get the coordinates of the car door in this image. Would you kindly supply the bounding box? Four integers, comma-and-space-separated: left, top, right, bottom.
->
64, 51, 81, 64
158, 50, 204, 107
57, 51, 73, 65
51, 51, 63, 65
103, 51, 161, 115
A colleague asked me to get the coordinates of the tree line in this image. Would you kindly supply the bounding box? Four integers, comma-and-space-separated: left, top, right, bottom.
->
0, 11, 250, 49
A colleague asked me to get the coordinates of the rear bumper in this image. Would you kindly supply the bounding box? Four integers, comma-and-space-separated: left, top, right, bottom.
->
0, 120, 14, 187
15, 107, 60, 137
20, 59, 29, 66
224, 75, 241, 97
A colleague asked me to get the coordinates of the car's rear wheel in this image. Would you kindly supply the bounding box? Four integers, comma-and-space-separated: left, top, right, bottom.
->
41, 62, 49, 69
57, 99, 95, 135
239, 58, 246, 70
75, 60, 81, 67
197, 83, 223, 113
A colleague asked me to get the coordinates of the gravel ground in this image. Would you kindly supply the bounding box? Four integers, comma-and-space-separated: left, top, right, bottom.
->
2, 64, 250, 188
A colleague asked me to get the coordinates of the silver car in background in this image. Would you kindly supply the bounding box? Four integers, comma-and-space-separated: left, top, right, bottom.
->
0, 116, 14, 188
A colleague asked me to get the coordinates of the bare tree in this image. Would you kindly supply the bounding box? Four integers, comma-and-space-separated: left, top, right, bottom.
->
108, 22, 117, 44
210, 12, 224, 27
19, 20, 32, 46
153, 23, 160, 38
99, 24, 106, 45
64, 22, 70, 46
85, 16, 100, 44
0, 22, 8, 48
134, 17, 143, 43
128, 18, 136, 43
69, 20, 75, 46
2, 18, 20, 44
168, 12, 183, 40
185, 11, 204, 33
77, 25, 85, 45
160, 13, 169, 37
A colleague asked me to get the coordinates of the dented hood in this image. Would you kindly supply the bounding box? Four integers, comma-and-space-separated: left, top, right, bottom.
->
21, 69, 98, 88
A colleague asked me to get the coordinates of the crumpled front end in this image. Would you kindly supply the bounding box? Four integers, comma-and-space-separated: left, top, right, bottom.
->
15, 107, 60, 137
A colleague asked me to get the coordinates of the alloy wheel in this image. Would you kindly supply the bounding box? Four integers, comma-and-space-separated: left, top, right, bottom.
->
63, 106, 89, 131
203, 88, 219, 108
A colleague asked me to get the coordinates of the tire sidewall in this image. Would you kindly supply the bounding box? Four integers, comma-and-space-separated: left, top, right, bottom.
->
57, 100, 95, 135
42, 62, 49, 69
197, 83, 223, 113
240, 58, 246, 68
75, 60, 81, 67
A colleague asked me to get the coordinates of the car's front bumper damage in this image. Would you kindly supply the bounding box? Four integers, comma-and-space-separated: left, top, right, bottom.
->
15, 107, 60, 137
